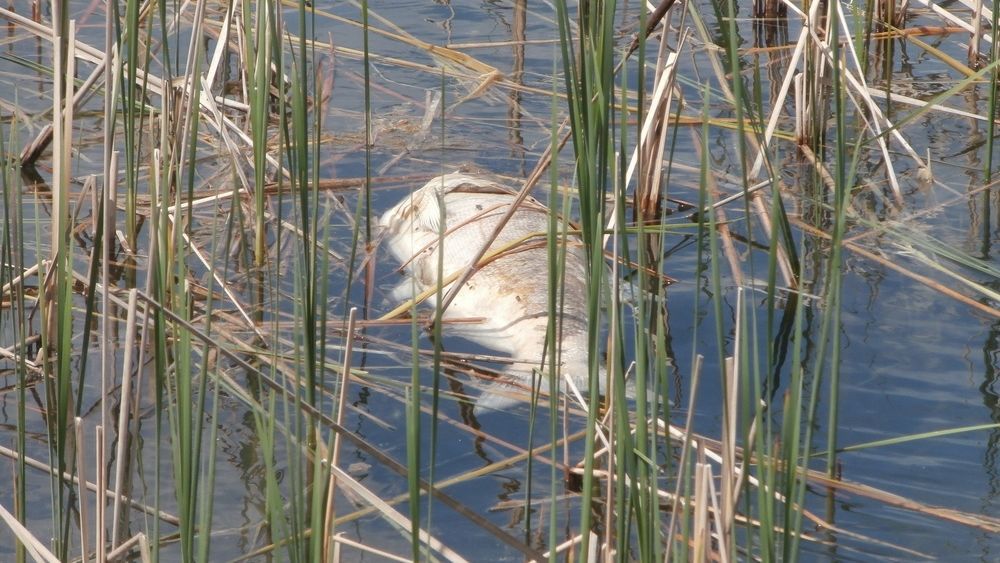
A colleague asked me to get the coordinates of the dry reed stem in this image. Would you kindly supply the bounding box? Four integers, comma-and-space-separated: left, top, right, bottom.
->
75, 418, 92, 562
949, 0, 995, 19
290, 3, 514, 116
720, 357, 738, 555
199, 76, 255, 193
0, 337, 43, 372
788, 0, 927, 197
797, 141, 999, 316
329, 463, 469, 563
865, 86, 998, 122
796, 144, 840, 200
705, 458, 728, 563
307, 38, 554, 98
833, 4, 903, 204
0, 502, 60, 562
203, 1, 236, 92
0, 263, 40, 301
327, 533, 411, 562
101, 0, 116, 179
907, 0, 995, 43
663, 417, 1000, 537
691, 461, 710, 561
132, 147, 161, 417
806, 471, 1000, 533
110, 289, 139, 549
585, 530, 599, 562
627, 0, 680, 57
534, 531, 587, 561
99, 144, 117, 558
99, 174, 430, 218
612, 31, 682, 232
748, 13, 807, 177
688, 127, 745, 287
638, 13, 682, 215
744, 26, 967, 56
0, 6, 255, 152
790, 216, 1000, 319
95, 425, 106, 563
835, 4, 928, 160
907, 247, 1000, 302
323, 307, 358, 560
695, 498, 933, 559
44, 15, 71, 356
901, 31, 979, 78
105, 532, 151, 562
447, 38, 562, 49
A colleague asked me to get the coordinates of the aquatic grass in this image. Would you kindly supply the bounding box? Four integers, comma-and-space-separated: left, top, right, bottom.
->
554, 1, 619, 557
3, 0, 1000, 559
117, 0, 146, 251
0, 90, 30, 563
44, 12, 78, 561
244, 0, 273, 270
541, 60, 564, 556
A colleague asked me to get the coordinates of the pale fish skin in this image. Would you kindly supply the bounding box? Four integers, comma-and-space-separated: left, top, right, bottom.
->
378, 173, 597, 410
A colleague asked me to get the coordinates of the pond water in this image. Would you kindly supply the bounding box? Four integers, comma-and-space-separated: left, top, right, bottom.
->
1, 0, 999, 560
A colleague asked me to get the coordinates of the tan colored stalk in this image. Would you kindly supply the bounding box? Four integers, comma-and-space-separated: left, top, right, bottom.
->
75, 418, 92, 561
95, 425, 106, 563
906, 0, 994, 43
100, 149, 118, 550
323, 307, 358, 559
0, 338, 44, 372
110, 289, 139, 548
691, 461, 710, 560
0, 502, 60, 562
327, 534, 411, 562
330, 463, 469, 562
105, 533, 151, 562
864, 87, 993, 121
720, 356, 738, 555
661, 416, 1000, 536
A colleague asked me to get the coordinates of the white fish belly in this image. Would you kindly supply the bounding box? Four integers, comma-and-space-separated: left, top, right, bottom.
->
379, 173, 590, 371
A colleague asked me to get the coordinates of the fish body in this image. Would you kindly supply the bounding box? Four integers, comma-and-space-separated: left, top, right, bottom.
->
379, 173, 595, 408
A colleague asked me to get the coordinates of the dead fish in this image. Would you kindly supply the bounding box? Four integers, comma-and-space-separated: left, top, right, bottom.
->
378, 172, 599, 410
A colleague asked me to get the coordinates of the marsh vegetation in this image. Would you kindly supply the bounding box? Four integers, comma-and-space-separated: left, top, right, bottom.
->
1, 0, 1000, 560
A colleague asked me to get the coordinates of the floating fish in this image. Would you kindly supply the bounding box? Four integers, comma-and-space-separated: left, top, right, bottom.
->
378, 172, 599, 410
